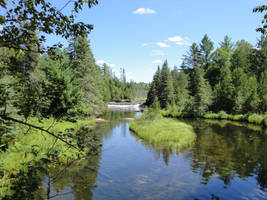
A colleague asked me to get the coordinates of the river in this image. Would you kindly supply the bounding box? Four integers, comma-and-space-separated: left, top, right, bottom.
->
44, 111, 267, 200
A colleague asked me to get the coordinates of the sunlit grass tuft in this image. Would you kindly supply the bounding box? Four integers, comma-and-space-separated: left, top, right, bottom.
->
248, 114, 265, 125
130, 110, 196, 150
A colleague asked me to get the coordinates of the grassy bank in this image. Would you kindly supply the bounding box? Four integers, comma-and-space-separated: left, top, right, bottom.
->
0, 117, 95, 199
161, 108, 267, 127
130, 110, 196, 150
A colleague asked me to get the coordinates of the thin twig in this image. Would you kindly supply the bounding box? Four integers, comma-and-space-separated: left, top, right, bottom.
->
59, 0, 73, 12
0, 115, 81, 151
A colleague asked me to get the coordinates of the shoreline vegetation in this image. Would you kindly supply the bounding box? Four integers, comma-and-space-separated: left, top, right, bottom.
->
129, 108, 266, 156
0, 117, 96, 199
160, 108, 267, 128
129, 110, 196, 150
145, 35, 267, 130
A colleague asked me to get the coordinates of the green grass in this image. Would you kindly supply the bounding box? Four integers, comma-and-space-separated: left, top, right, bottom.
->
0, 117, 95, 198
163, 109, 266, 127
130, 111, 196, 150
0, 117, 95, 172
247, 114, 265, 125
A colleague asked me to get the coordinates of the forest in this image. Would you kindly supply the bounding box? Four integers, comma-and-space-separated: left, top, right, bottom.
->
146, 34, 267, 124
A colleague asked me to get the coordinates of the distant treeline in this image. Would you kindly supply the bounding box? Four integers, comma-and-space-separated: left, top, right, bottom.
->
0, 36, 149, 121
102, 64, 149, 103
146, 35, 267, 115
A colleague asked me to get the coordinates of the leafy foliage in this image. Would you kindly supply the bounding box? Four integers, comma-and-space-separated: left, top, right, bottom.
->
253, 5, 267, 35
0, 0, 98, 52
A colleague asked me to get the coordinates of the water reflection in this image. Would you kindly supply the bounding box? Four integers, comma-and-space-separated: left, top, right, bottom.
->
187, 120, 267, 190
42, 113, 267, 200
42, 111, 136, 200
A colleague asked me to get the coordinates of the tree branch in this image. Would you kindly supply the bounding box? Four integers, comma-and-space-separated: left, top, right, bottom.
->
0, 115, 81, 151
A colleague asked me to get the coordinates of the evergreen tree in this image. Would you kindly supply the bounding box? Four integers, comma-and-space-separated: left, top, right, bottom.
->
243, 76, 260, 112
159, 61, 174, 108
69, 36, 104, 116
171, 67, 190, 111
39, 50, 82, 118
183, 43, 202, 96
219, 35, 234, 50
146, 66, 161, 106
199, 34, 214, 70
101, 63, 112, 102
258, 70, 267, 112
213, 65, 235, 112
193, 67, 212, 114
251, 36, 267, 78
231, 40, 253, 73
183, 43, 202, 69
232, 67, 249, 113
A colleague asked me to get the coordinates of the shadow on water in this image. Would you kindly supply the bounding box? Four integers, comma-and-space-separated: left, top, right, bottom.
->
41, 112, 267, 200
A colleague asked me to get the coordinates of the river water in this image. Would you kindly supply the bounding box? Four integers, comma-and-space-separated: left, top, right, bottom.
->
46, 111, 267, 200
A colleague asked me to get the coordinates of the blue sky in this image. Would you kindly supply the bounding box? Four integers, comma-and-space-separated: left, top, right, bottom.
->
48, 0, 264, 83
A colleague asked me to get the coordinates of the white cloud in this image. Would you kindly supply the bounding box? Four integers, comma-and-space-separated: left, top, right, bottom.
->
133, 8, 156, 15
156, 42, 170, 48
167, 36, 191, 46
176, 40, 191, 46
96, 60, 116, 67
152, 50, 166, 56
168, 36, 184, 42
152, 59, 163, 64
142, 43, 149, 47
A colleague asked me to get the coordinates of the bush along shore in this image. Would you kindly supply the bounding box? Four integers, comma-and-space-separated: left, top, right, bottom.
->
0, 117, 97, 199
129, 110, 196, 151
161, 109, 267, 128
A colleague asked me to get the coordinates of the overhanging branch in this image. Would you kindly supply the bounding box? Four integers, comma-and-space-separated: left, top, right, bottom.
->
0, 115, 81, 151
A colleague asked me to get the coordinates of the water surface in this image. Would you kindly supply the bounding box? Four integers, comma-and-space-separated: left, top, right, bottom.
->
46, 112, 267, 200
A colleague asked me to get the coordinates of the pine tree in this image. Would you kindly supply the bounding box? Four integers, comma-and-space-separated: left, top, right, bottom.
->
200, 34, 214, 70
39, 52, 82, 118
183, 43, 202, 97
68, 36, 104, 116
146, 66, 161, 106
172, 67, 190, 111
159, 61, 174, 108
184, 43, 202, 69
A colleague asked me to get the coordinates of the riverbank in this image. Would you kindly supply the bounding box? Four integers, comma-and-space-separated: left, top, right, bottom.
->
0, 117, 96, 199
161, 109, 267, 128
129, 111, 196, 150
